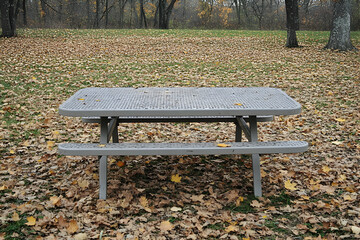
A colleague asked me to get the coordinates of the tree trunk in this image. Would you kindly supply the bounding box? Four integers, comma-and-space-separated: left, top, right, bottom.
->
285, 0, 299, 47
0, 0, 17, 37
158, 0, 177, 29
95, 0, 100, 28
325, 0, 357, 51
234, 0, 241, 25
22, 0, 27, 26
139, 0, 148, 28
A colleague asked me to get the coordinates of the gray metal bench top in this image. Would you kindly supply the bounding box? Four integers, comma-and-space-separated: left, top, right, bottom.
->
58, 87, 307, 199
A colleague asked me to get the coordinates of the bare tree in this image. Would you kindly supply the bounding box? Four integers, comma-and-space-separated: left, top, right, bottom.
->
0, 0, 17, 37
325, 0, 357, 51
158, 0, 178, 29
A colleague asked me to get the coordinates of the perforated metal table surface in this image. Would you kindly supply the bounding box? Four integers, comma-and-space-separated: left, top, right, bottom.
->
59, 87, 301, 117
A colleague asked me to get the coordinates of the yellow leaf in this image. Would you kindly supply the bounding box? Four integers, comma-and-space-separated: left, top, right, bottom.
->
12, 212, 20, 221
217, 143, 231, 148
9, 149, 15, 154
139, 196, 149, 208
234, 103, 243, 106
335, 118, 346, 122
284, 180, 297, 191
67, 219, 79, 234
98, 144, 106, 147
78, 98, 85, 101
26, 216, 36, 226
171, 174, 182, 183
322, 165, 331, 173
225, 225, 239, 233
159, 221, 173, 231
0, 185, 7, 191
47, 141, 55, 150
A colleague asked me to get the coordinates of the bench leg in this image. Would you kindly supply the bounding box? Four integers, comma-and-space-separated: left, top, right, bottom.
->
249, 116, 262, 197
235, 122, 242, 142
99, 156, 107, 199
99, 117, 109, 200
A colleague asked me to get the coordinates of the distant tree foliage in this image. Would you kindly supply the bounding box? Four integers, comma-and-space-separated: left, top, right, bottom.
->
1, 0, 359, 31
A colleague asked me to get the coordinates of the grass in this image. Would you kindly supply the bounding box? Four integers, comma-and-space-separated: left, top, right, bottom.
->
1, 28, 359, 239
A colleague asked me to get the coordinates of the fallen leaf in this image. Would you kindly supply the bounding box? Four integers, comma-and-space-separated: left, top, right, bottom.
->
67, 219, 79, 234
322, 165, 331, 173
335, 118, 346, 122
73, 233, 87, 240
250, 200, 262, 208
47, 141, 55, 150
170, 207, 182, 212
26, 216, 36, 226
159, 221, 173, 231
234, 103, 243, 106
171, 174, 182, 183
225, 225, 239, 232
78, 179, 89, 189
50, 196, 61, 206
116, 161, 125, 167
352, 226, 360, 234
284, 180, 297, 191
12, 212, 20, 221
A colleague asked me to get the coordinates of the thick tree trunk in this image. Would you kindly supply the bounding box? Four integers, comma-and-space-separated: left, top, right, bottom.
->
325, 0, 357, 51
286, 29, 298, 47
0, 0, 16, 37
285, 0, 299, 47
158, 0, 177, 29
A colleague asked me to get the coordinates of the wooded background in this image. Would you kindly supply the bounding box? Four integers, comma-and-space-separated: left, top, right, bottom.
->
8, 0, 360, 30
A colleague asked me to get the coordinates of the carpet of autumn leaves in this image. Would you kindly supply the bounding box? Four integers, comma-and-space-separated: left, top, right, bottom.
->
0, 29, 359, 239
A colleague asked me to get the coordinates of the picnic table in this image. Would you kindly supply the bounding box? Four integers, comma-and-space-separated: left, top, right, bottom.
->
58, 87, 308, 199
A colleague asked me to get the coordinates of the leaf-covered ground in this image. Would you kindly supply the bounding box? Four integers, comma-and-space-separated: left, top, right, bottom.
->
0, 29, 359, 239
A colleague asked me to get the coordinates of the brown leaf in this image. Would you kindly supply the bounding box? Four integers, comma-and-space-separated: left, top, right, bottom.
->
67, 219, 79, 234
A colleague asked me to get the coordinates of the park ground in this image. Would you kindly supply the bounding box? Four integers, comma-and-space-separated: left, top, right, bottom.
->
0, 29, 359, 239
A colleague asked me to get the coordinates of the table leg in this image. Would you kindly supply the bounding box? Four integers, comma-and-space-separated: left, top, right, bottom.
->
249, 116, 262, 197
99, 117, 109, 200
235, 118, 242, 142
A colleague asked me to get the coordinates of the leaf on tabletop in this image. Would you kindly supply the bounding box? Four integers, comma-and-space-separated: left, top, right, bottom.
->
234, 103, 243, 106
171, 174, 182, 183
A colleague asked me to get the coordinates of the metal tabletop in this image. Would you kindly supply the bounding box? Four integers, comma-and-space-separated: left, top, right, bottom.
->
59, 87, 301, 117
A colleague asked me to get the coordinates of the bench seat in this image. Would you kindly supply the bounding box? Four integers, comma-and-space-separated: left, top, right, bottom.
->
59, 141, 308, 156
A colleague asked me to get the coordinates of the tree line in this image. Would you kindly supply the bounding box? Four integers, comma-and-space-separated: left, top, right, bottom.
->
1, 0, 358, 50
